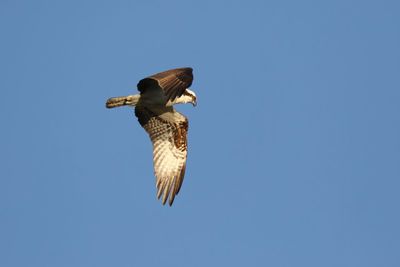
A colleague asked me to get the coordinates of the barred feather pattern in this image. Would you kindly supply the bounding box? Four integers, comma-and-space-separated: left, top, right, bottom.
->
135, 107, 188, 206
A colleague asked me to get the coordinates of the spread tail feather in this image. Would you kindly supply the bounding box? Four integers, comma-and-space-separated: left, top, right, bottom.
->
106, 94, 140, 108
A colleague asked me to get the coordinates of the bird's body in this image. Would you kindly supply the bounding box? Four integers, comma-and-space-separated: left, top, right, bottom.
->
106, 67, 197, 206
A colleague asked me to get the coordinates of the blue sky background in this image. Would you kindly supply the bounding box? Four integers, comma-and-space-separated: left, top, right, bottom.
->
1, 0, 399, 266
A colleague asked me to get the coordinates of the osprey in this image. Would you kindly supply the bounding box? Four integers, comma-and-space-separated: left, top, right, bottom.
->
106, 67, 197, 206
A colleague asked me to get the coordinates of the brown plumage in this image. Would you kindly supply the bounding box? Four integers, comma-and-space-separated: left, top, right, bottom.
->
137, 67, 193, 102
106, 67, 197, 206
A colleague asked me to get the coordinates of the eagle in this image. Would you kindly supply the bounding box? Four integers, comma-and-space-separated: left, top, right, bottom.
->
106, 67, 197, 206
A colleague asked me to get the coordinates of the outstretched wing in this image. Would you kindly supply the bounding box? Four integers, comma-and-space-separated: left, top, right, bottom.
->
135, 106, 188, 206
137, 67, 193, 102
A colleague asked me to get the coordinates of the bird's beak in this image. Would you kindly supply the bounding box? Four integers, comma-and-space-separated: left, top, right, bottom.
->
192, 99, 197, 107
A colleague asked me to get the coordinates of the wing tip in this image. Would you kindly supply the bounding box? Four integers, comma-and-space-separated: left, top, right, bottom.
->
181, 67, 193, 75
156, 176, 181, 206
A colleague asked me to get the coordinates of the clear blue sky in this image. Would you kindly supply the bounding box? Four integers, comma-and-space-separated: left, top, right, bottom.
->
1, 0, 399, 266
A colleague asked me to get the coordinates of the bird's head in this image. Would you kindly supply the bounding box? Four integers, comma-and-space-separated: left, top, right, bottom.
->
182, 89, 197, 107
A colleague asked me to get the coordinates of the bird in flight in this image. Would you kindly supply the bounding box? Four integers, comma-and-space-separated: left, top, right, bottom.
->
106, 67, 197, 206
